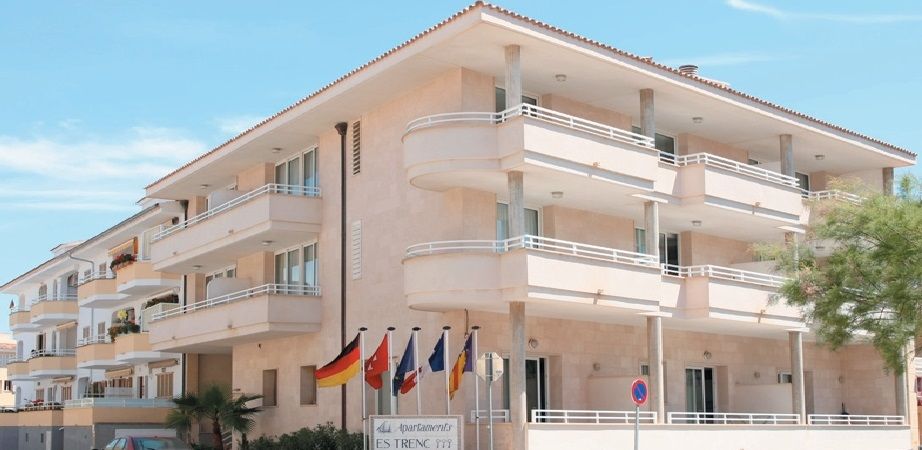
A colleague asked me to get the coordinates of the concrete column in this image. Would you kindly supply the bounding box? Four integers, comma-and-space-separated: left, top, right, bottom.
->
646, 315, 665, 423
644, 201, 660, 260
508, 171, 525, 237
780, 134, 794, 178
788, 329, 807, 424
505, 45, 522, 109
895, 340, 914, 419
883, 167, 895, 196
509, 301, 527, 450
640, 89, 655, 141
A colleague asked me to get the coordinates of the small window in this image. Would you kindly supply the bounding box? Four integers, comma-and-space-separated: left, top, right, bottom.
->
778, 372, 793, 384
300, 366, 317, 405
640, 364, 650, 376
263, 369, 278, 407
795, 172, 810, 191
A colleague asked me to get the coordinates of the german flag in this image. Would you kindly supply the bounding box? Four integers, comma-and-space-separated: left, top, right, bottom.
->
317, 333, 361, 388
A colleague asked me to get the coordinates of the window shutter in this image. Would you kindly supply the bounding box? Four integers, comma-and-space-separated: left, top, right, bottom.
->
351, 220, 362, 280
351, 121, 361, 175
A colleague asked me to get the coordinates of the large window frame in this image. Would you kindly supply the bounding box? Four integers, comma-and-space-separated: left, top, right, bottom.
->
496, 202, 541, 241
275, 147, 318, 191
274, 241, 319, 287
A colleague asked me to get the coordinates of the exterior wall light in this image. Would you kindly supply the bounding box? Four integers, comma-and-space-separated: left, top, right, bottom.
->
815, 154, 825, 160
703, 350, 712, 360
692, 117, 704, 124
528, 338, 539, 349
691, 220, 702, 227
551, 191, 564, 199
555, 74, 567, 82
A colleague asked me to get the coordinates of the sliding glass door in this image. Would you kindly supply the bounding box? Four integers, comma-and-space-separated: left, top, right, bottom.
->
685, 367, 715, 418
275, 242, 319, 294
276, 148, 317, 194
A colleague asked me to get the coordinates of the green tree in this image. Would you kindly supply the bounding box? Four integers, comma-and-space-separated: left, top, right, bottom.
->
166, 383, 263, 450
765, 175, 922, 372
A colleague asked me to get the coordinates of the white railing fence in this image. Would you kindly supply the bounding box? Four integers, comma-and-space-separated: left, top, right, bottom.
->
533, 409, 657, 424
30, 348, 75, 358
406, 104, 655, 149
668, 412, 799, 425
153, 183, 321, 241
77, 335, 111, 347
78, 271, 114, 285
30, 293, 78, 305
805, 190, 863, 204
807, 414, 904, 426
406, 235, 658, 269
671, 153, 800, 188
64, 397, 174, 408
151, 283, 321, 321
678, 265, 788, 288
470, 409, 511, 423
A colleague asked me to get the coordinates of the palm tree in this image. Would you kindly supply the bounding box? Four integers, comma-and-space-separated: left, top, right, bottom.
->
165, 383, 262, 450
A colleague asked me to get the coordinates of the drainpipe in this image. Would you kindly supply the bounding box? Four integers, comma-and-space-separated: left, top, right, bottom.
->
179, 200, 188, 398
335, 121, 349, 430
68, 253, 94, 400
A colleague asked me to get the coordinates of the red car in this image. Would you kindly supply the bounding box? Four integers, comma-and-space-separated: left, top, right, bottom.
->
101, 436, 192, 450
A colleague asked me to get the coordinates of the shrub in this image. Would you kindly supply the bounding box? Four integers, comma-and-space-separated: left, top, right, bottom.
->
144, 293, 180, 309
248, 424, 363, 450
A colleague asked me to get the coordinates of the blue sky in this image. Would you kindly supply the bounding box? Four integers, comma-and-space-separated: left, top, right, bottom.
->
1, 0, 920, 331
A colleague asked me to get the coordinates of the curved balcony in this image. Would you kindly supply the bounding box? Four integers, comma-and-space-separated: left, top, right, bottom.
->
29, 349, 76, 378
149, 283, 322, 353
150, 183, 322, 274
115, 260, 180, 297
404, 235, 663, 321
76, 336, 120, 369
9, 307, 37, 331
30, 294, 78, 325
114, 332, 178, 364
78, 273, 125, 308
404, 104, 659, 199
7, 357, 32, 381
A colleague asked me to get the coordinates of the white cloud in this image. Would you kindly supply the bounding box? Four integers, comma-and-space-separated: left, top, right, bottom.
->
726, 0, 922, 24
213, 115, 265, 136
0, 126, 207, 212
660, 52, 788, 68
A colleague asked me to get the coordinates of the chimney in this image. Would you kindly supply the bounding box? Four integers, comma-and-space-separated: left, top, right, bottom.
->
678, 64, 699, 77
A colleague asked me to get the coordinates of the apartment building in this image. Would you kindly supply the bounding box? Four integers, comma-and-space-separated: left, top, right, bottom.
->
4, 3, 920, 450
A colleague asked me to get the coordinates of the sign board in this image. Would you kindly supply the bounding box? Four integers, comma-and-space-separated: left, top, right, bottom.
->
476, 352, 504, 383
630, 378, 648, 406
371, 415, 463, 450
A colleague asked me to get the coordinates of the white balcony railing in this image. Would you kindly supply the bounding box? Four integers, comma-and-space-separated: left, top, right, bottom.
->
30, 293, 78, 305
406, 104, 655, 149
676, 265, 788, 288
406, 235, 659, 268
670, 152, 801, 188
10, 305, 28, 313
150, 283, 321, 321
64, 397, 174, 409
152, 183, 321, 242
807, 414, 904, 426
668, 412, 800, 425
533, 409, 657, 424
77, 335, 111, 347
470, 409, 511, 423
30, 349, 76, 359
805, 190, 863, 204
78, 271, 114, 285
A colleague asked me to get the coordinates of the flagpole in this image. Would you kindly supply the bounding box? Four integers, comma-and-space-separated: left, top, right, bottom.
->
412, 327, 422, 415
443, 325, 451, 415
472, 325, 481, 450
387, 326, 396, 415
359, 327, 368, 450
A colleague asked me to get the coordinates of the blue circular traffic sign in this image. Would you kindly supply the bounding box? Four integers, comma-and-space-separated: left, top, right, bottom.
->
631, 378, 648, 406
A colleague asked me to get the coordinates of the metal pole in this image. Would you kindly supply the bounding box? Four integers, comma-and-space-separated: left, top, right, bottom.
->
387, 327, 396, 415
472, 326, 481, 450
487, 359, 495, 450
443, 326, 451, 415
412, 327, 421, 415
634, 404, 639, 450
359, 327, 367, 450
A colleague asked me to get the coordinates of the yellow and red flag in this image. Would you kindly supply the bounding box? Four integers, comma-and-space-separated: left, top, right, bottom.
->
448, 333, 473, 399
317, 333, 361, 388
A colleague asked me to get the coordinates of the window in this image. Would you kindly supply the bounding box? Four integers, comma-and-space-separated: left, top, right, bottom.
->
2, 380, 11, 392
496, 203, 539, 240
300, 366, 317, 405
494, 87, 538, 113
138, 376, 147, 399
795, 172, 810, 191
275, 243, 319, 287
502, 357, 548, 421
156, 373, 173, 399
635, 229, 680, 268
631, 126, 676, 159
61, 386, 72, 401
35, 389, 44, 402
262, 369, 278, 407
778, 372, 793, 384
205, 266, 236, 286
276, 148, 319, 190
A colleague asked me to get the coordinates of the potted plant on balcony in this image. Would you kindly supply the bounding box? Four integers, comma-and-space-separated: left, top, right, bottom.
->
109, 253, 136, 272
143, 293, 179, 309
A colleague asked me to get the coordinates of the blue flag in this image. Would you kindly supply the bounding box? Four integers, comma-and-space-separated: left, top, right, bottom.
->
393, 334, 416, 396
428, 334, 445, 372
